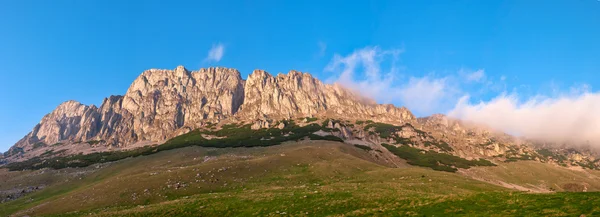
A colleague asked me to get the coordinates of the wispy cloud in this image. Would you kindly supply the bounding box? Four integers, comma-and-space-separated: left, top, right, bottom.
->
398, 76, 455, 115
461, 69, 486, 82
324, 46, 459, 115
204, 43, 225, 62
326, 45, 600, 147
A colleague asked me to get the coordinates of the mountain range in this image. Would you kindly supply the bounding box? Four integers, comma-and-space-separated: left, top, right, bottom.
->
4, 66, 599, 172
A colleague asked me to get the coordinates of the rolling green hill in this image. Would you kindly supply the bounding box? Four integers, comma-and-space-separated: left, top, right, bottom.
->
1, 141, 599, 216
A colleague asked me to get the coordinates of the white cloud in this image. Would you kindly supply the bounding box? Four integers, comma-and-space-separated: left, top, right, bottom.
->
205, 43, 225, 62
398, 76, 453, 115
325, 46, 600, 147
449, 90, 600, 146
324, 46, 458, 115
461, 68, 486, 82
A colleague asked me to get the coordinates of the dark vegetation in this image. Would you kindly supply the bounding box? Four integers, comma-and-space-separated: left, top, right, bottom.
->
320, 119, 341, 132
537, 148, 567, 162
353, 144, 373, 151
308, 134, 344, 142
86, 140, 105, 145
4, 120, 502, 173
504, 148, 588, 169
304, 117, 318, 122
382, 143, 495, 172
423, 140, 453, 152
364, 122, 453, 152
364, 122, 402, 138
3, 121, 344, 171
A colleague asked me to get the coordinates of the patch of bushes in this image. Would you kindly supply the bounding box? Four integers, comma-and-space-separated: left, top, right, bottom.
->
304, 117, 318, 122
4, 121, 346, 171
537, 149, 554, 158
321, 119, 331, 127
86, 140, 105, 145
364, 123, 402, 138
505, 155, 531, 162
536, 148, 568, 163
382, 143, 495, 172
423, 141, 453, 152
308, 134, 344, 142
204, 122, 216, 128
4, 146, 150, 171
354, 144, 373, 151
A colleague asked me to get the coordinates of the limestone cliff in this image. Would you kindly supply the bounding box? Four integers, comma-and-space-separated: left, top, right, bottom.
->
5, 66, 414, 160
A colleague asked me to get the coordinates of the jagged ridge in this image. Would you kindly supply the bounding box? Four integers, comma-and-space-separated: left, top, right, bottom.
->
5, 66, 414, 161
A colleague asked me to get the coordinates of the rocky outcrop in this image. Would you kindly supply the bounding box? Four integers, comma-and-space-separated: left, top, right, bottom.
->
6, 66, 245, 158
5, 66, 415, 160
4, 66, 599, 170
238, 69, 415, 122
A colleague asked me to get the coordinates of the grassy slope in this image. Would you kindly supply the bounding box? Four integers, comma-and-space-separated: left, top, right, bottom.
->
463, 161, 600, 192
1, 141, 599, 216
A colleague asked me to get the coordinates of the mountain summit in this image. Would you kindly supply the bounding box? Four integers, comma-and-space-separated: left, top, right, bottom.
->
6, 66, 415, 160
5, 66, 599, 172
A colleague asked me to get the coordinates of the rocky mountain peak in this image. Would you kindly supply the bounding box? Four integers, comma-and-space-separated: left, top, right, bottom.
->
175, 65, 189, 76
7, 66, 417, 161
52, 100, 89, 118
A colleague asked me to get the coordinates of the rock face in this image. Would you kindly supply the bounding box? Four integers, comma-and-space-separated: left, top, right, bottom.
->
5, 65, 599, 169
5, 66, 414, 160
239, 69, 414, 122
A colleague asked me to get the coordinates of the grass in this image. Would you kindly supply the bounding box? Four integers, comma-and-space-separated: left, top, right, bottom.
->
466, 160, 600, 192
1, 142, 599, 216
4, 142, 600, 216
0, 142, 502, 216
57, 191, 600, 217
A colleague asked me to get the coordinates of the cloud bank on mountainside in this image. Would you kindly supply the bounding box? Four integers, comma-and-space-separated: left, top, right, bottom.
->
449, 92, 600, 146
325, 46, 600, 147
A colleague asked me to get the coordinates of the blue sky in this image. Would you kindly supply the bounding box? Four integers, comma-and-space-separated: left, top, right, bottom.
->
1, 0, 599, 151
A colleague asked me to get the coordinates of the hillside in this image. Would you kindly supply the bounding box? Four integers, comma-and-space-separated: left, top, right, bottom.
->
3, 66, 600, 216
4, 66, 599, 173
2, 141, 599, 216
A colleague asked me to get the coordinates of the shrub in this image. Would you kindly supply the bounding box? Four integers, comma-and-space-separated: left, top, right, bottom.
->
382, 143, 495, 172
86, 140, 105, 145
308, 134, 344, 142
4, 121, 346, 171
353, 144, 373, 151
305, 117, 318, 122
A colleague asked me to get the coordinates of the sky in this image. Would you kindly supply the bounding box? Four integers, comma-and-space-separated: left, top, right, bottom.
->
1, 0, 599, 152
